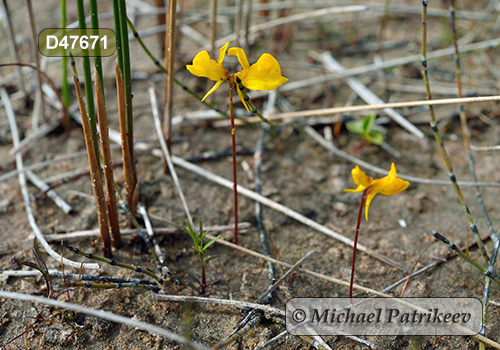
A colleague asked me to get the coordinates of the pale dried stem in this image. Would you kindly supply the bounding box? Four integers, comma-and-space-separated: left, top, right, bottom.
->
26, 170, 73, 215
38, 223, 251, 242
73, 74, 112, 258
154, 295, 285, 316
94, 68, 122, 248
217, 95, 500, 125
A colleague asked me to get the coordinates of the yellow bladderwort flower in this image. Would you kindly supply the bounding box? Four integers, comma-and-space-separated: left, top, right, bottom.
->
186, 42, 231, 102
227, 47, 288, 112
345, 163, 410, 221
186, 42, 288, 109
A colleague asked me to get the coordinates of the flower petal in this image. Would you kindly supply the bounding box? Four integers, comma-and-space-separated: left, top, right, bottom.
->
364, 188, 377, 221
352, 165, 372, 187
370, 163, 409, 197
345, 165, 372, 193
218, 42, 229, 65
235, 84, 250, 113
240, 54, 288, 91
186, 50, 221, 81
201, 79, 225, 101
228, 47, 250, 71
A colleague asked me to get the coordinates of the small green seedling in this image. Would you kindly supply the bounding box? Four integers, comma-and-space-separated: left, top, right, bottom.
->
346, 113, 385, 145
179, 218, 220, 297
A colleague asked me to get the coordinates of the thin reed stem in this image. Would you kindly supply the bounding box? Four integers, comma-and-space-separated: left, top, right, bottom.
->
89, 0, 103, 84
421, 0, 489, 265
60, 0, 71, 130
450, 4, 494, 236
76, 0, 99, 159
450, 4, 496, 345
163, 0, 177, 154
114, 0, 137, 213
350, 189, 367, 299
229, 78, 239, 245
94, 68, 122, 248
115, 61, 137, 216
65, 245, 162, 283
73, 73, 112, 258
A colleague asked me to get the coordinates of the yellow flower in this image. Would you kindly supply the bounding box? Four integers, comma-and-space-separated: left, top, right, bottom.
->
228, 47, 288, 112
345, 163, 409, 221
186, 43, 288, 110
186, 42, 230, 101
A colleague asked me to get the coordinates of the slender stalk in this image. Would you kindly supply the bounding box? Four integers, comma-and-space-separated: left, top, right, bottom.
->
73, 73, 112, 258
117, 0, 134, 168
431, 231, 500, 287
228, 78, 239, 245
350, 189, 367, 299
112, 0, 123, 71
421, 1, 489, 265
76, 0, 99, 159
26, 0, 45, 130
94, 68, 122, 248
60, 0, 71, 130
114, 0, 137, 213
115, 61, 137, 215
89, 0, 103, 84
450, 4, 496, 346
199, 252, 206, 295
163, 0, 177, 154
451, 4, 493, 235
65, 245, 162, 283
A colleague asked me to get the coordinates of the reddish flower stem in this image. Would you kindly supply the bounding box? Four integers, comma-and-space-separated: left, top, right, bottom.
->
350, 188, 368, 299
228, 78, 239, 245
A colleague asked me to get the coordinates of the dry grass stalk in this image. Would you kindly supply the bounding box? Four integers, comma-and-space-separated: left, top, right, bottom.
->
115, 60, 138, 217
163, 0, 177, 157
73, 73, 112, 258
94, 68, 122, 248
25, 0, 45, 130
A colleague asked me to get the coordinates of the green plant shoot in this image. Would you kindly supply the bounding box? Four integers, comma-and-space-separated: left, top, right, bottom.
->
346, 113, 385, 145
179, 218, 220, 296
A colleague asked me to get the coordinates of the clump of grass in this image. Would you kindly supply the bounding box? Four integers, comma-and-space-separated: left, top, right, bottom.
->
179, 218, 220, 296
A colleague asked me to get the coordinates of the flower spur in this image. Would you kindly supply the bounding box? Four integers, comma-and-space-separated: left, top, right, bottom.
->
345, 163, 410, 221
